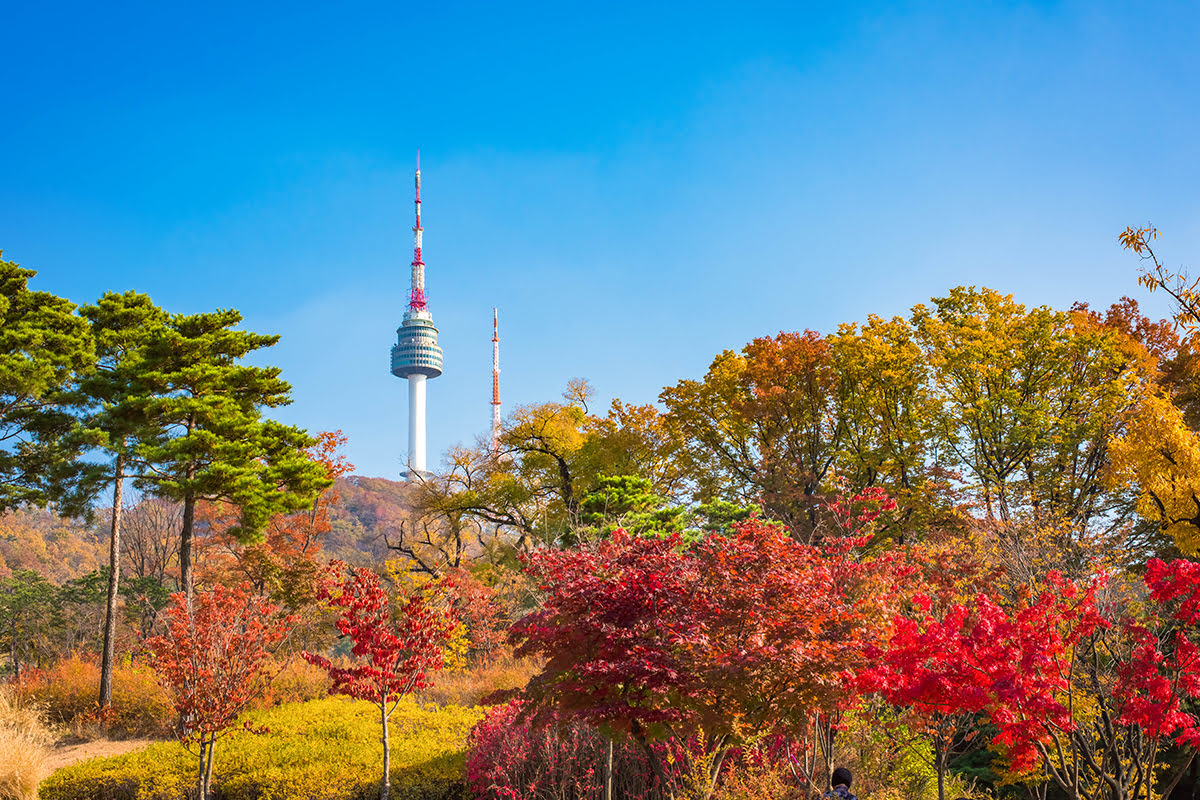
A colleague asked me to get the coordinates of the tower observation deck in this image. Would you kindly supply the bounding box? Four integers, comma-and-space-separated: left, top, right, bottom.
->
390, 153, 443, 477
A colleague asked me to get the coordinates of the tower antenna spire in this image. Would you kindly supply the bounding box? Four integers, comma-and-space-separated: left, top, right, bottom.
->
409, 150, 427, 311
491, 308, 501, 454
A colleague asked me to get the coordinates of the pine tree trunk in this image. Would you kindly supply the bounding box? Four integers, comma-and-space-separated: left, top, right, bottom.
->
380, 696, 391, 800
181, 488, 195, 609
180, 413, 197, 610
99, 451, 125, 708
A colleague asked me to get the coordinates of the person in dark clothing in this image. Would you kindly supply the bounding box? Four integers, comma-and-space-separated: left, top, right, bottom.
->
825, 767, 859, 800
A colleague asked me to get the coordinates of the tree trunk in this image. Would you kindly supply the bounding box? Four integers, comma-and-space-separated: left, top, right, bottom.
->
632, 720, 674, 800
203, 734, 216, 800
604, 737, 614, 800
936, 744, 947, 800
181, 489, 195, 609
180, 414, 197, 610
99, 451, 125, 708
380, 696, 391, 800
197, 735, 209, 800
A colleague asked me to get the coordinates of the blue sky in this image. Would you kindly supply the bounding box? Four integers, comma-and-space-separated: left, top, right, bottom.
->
3, 1, 1199, 479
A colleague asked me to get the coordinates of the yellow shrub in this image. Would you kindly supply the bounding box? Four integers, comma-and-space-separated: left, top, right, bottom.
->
41, 697, 483, 800
0, 685, 55, 800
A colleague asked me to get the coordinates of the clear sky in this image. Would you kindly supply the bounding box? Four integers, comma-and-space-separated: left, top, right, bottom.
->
4, 1, 1199, 479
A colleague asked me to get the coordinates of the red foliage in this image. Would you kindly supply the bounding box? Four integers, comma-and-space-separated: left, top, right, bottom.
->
303, 563, 456, 704
863, 574, 1106, 775
144, 583, 293, 798
303, 562, 457, 800
1115, 559, 1200, 749
442, 567, 508, 664
144, 584, 292, 741
512, 518, 902, 794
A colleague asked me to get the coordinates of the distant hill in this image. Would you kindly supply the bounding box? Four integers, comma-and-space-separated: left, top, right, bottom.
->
324, 475, 416, 567
0, 475, 414, 585
0, 506, 104, 583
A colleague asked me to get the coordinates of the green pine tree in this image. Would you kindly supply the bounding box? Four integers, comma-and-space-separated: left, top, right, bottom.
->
75, 290, 169, 706
132, 309, 331, 604
0, 255, 94, 510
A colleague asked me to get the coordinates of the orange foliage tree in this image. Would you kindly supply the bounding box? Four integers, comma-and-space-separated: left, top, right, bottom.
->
144, 583, 292, 800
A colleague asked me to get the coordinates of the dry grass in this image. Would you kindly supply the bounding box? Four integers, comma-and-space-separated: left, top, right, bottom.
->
416, 654, 540, 707
0, 684, 55, 800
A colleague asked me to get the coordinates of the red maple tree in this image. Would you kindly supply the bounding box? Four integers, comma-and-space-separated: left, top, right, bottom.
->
512, 519, 900, 800
144, 583, 293, 800
1113, 559, 1200, 797
303, 564, 457, 800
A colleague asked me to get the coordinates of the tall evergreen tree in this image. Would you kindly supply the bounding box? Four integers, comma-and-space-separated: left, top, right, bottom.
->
0, 255, 93, 510
75, 291, 169, 707
133, 310, 330, 605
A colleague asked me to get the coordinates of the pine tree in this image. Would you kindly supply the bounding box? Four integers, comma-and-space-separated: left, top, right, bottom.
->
75, 291, 169, 707
0, 255, 93, 510
133, 309, 331, 605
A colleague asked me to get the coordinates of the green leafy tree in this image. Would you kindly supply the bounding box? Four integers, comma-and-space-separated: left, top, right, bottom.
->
0, 255, 93, 510
0, 568, 61, 680
133, 310, 331, 604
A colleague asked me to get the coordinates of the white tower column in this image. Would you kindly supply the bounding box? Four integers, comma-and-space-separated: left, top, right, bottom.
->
409, 374, 427, 473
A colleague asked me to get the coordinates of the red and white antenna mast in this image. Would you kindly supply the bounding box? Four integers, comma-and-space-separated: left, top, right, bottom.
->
408, 150, 427, 311
491, 308, 501, 453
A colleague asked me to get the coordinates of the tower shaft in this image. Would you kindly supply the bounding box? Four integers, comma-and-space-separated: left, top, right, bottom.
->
409, 374, 428, 473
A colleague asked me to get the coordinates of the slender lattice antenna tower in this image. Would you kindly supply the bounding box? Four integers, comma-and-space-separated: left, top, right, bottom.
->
390, 151, 444, 478
491, 308, 501, 454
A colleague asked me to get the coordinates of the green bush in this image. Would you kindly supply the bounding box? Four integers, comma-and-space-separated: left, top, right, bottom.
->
41, 697, 483, 800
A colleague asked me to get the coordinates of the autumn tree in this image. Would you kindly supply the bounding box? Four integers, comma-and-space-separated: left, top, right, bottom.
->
0, 255, 93, 510
145, 583, 291, 800
1108, 392, 1200, 554
512, 519, 900, 800
661, 326, 952, 542
133, 309, 331, 605
418, 382, 684, 554
303, 564, 456, 800
1122, 224, 1200, 338
912, 287, 1151, 533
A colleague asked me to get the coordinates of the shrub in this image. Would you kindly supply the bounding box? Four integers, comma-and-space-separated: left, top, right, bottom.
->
466, 700, 666, 800
248, 656, 330, 710
15, 654, 173, 739
0, 684, 55, 800
40, 696, 482, 800
416, 655, 538, 708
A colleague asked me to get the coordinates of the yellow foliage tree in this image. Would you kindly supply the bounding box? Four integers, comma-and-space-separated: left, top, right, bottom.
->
1109, 391, 1200, 554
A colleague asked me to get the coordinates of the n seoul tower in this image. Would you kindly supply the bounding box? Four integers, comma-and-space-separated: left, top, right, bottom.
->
390, 153, 444, 478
